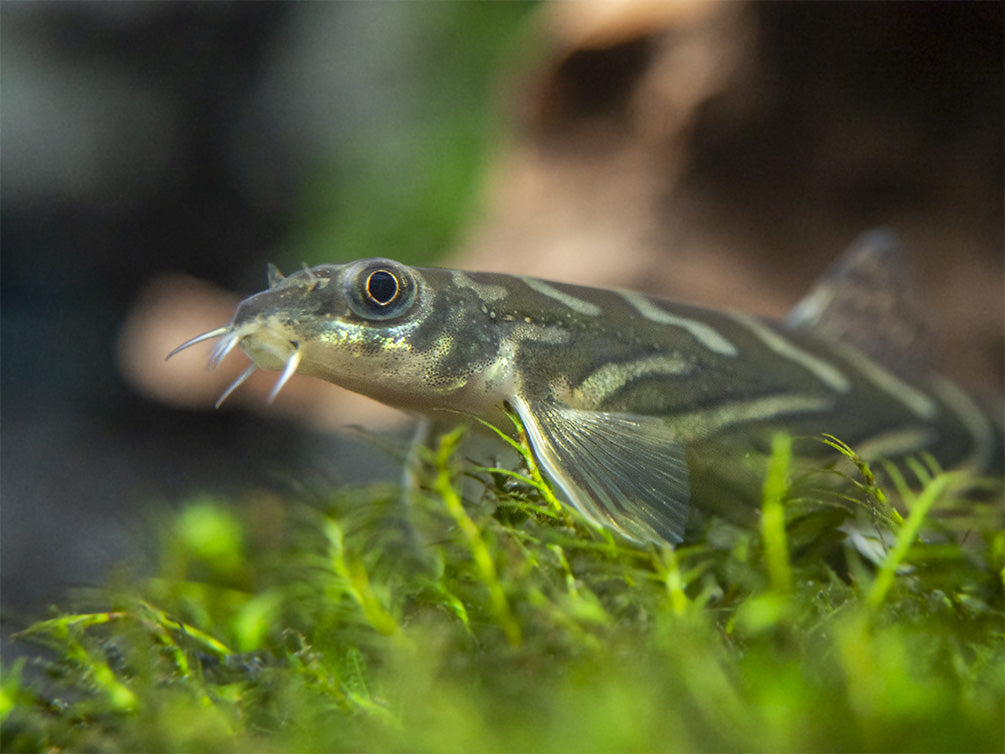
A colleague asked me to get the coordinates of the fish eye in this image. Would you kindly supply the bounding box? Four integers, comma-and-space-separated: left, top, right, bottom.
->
366, 270, 399, 306
345, 259, 417, 321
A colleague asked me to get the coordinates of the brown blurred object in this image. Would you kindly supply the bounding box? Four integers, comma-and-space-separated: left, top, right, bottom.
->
117, 274, 408, 430
454, 0, 1003, 392
120, 0, 1002, 422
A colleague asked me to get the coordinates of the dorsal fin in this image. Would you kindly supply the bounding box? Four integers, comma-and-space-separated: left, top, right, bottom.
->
784, 229, 931, 375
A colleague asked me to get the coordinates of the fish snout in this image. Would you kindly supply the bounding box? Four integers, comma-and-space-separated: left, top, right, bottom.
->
237, 322, 299, 371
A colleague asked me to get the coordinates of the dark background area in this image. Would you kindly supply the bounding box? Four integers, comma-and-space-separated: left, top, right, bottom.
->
1, 2, 535, 615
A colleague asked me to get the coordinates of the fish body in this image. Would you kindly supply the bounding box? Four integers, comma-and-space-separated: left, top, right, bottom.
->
170, 232, 1002, 544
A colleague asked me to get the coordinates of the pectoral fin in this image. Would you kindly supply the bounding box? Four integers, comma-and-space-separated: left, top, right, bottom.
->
510, 396, 691, 544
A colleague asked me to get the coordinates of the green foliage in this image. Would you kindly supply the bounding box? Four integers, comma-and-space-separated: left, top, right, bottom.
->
3, 432, 1003, 753
282, 2, 538, 269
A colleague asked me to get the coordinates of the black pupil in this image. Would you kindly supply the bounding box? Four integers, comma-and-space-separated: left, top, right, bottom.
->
367, 270, 399, 305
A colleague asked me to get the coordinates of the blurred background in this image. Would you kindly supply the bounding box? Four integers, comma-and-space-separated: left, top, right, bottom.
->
2, 2, 1001, 619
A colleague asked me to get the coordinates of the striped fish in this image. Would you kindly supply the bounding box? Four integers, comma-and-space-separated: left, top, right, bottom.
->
169, 231, 1002, 544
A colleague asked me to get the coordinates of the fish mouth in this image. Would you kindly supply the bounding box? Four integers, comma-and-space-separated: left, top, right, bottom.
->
167, 321, 302, 408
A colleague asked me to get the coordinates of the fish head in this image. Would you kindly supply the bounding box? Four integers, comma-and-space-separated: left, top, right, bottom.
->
170, 258, 505, 411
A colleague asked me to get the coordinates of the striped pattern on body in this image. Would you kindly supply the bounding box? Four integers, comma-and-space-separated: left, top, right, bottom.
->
407, 266, 995, 474
169, 233, 1003, 545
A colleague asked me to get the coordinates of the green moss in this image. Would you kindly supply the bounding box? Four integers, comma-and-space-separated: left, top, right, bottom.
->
3, 430, 1002, 753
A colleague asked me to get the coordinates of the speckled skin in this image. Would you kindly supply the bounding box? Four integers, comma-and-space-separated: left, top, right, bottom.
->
181, 248, 1001, 542
234, 260, 995, 464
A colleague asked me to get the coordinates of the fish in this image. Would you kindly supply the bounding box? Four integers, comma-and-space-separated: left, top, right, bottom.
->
168, 230, 1002, 545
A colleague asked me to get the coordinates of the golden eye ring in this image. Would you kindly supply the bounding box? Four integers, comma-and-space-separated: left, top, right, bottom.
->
344, 258, 417, 321
365, 269, 400, 306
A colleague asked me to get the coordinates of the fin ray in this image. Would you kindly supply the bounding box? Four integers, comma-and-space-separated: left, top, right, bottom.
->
785, 229, 930, 374
511, 397, 691, 544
